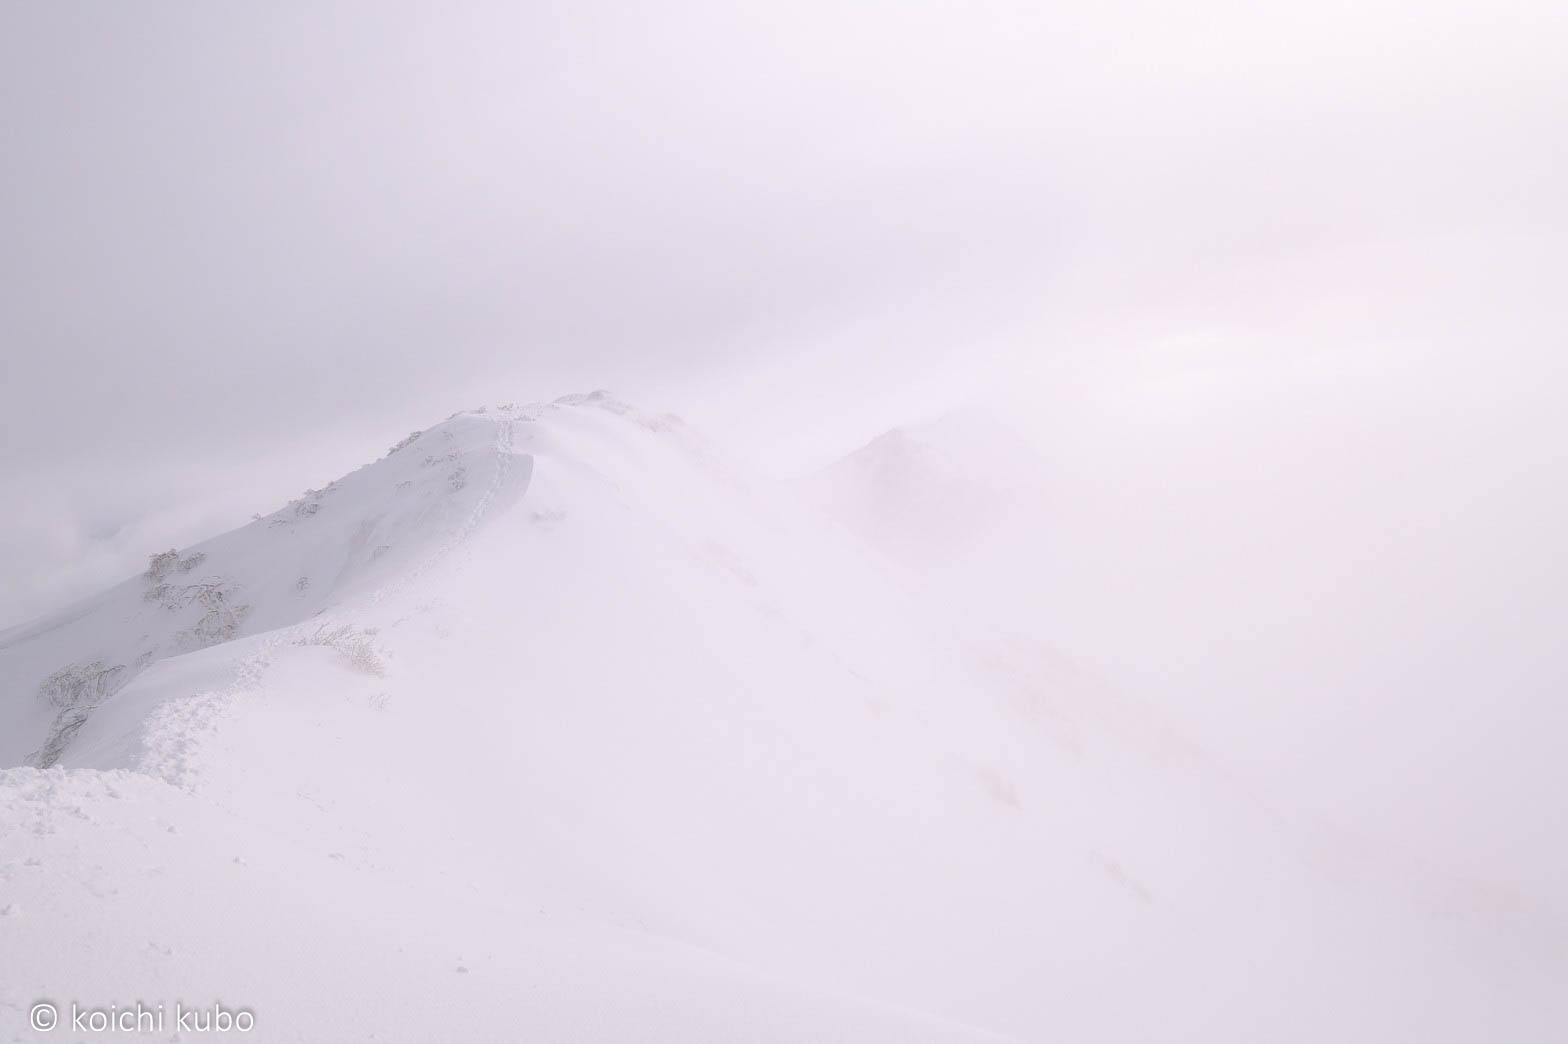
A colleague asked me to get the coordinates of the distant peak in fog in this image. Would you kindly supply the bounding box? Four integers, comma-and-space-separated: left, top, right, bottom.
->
811, 407, 1050, 567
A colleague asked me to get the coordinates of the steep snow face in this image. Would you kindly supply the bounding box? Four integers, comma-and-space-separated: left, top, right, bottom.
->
1, 393, 1564, 1042
0, 409, 532, 768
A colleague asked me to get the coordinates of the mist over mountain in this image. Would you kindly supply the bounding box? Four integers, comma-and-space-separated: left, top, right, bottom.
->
4, 1, 1566, 1038
810, 409, 1051, 568
2, 393, 1561, 1041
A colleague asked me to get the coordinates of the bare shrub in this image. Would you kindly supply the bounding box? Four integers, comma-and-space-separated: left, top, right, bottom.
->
144, 550, 179, 581
388, 430, 424, 454
178, 601, 253, 649
39, 661, 126, 709
155, 579, 254, 651
298, 624, 385, 677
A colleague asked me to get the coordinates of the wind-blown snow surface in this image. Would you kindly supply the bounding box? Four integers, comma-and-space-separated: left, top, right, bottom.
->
2, 394, 1563, 1041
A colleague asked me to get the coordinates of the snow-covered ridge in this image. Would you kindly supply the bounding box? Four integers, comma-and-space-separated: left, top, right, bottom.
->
0, 391, 669, 768
1, 393, 1562, 1042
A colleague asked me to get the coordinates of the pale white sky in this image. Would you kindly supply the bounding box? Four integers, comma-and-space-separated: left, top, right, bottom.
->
2, 0, 1564, 628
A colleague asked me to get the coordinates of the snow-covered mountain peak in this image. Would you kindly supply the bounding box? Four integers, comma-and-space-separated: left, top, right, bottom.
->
0, 391, 692, 769
811, 408, 1050, 566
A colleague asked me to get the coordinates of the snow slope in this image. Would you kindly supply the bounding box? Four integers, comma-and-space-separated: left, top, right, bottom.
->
2, 393, 1564, 1042
0, 408, 531, 769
